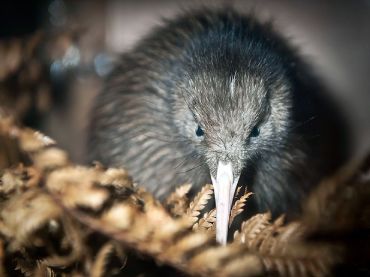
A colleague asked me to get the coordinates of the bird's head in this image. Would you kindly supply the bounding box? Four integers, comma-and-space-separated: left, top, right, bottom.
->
165, 12, 299, 243
173, 61, 293, 244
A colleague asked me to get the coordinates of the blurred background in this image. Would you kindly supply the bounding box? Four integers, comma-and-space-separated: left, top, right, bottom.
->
0, 0, 369, 164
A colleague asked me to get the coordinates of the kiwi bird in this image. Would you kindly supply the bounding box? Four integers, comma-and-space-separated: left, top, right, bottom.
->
89, 9, 348, 244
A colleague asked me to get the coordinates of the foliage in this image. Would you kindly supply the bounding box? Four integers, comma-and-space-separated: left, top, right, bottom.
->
1, 114, 370, 277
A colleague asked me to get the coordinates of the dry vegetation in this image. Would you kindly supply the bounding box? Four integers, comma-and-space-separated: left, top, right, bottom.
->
0, 111, 370, 277
1, 31, 370, 277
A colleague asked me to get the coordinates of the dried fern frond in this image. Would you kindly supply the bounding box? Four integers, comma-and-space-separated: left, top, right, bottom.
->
233, 212, 272, 245
31, 147, 69, 171
0, 166, 39, 198
1, 114, 370, 277
18, 128, 56, 153
303, 156, 370, 234
186, 184, 214, 224
165, 183, 192, 216
41, 216, 86, 269
99, 167, 133, 188
46, 167, 110, 210
229, 191, 253, 227
0, 189, 62, 251
90, 242, 127, 277
232, 212, 338, 277
260, 243, 341, 277
193, 208, 216, 233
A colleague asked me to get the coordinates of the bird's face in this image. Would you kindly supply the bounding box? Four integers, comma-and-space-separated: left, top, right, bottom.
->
174, 70, 292, 244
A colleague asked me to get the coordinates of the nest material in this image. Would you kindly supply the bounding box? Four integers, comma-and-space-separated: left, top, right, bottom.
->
1, 112, 370, 277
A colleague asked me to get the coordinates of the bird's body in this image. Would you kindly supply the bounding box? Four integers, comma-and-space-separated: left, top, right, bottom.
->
89, 9, 348, 243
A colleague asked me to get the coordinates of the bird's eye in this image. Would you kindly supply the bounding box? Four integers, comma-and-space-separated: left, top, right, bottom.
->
250, 126, 260, 138
196, 125, 204, 137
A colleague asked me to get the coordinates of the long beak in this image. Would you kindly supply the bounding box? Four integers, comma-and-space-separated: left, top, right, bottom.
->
211, 161, 240, 245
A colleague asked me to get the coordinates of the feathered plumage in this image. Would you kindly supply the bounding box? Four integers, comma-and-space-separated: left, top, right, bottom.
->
89, 9, 348, 224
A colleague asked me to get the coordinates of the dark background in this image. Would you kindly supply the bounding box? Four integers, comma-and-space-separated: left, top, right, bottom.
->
1, 0, 369, 163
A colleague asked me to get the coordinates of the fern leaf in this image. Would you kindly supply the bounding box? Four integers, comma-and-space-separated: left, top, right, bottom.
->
229, 191, 253, 226
165, 183, 192, 216
186, 184, 213, 224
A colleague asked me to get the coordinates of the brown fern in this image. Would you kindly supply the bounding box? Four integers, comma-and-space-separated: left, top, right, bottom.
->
90, 243, 127, 277
165, 183, 192, 216
233, 212, 272, 245
186, 184, 213, 224
229, 191, 253, 227
1, 113, 370, 277
193, 208, 216, 233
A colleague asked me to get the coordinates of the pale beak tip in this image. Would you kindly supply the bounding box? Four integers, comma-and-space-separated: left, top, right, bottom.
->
212, 161, 240, 245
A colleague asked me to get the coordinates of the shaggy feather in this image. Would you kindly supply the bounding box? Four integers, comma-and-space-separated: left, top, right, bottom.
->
89, 8, 348, 217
